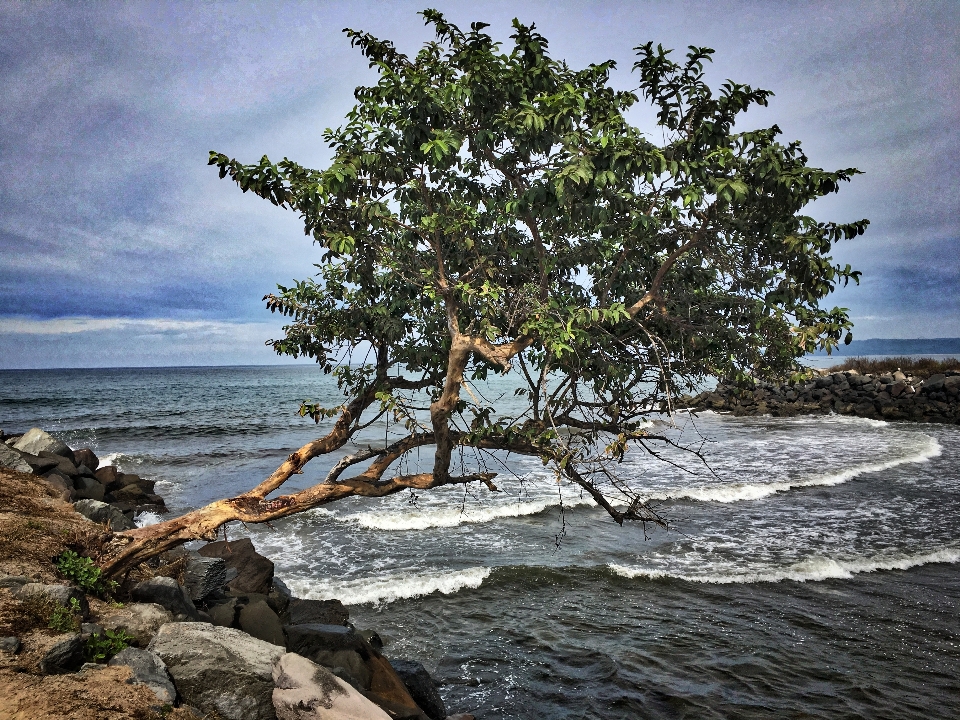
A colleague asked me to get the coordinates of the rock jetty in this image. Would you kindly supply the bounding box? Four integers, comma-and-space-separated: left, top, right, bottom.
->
678, 370, 960, 423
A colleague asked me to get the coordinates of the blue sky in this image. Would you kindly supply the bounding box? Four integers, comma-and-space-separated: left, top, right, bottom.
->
1, 0, 957, 368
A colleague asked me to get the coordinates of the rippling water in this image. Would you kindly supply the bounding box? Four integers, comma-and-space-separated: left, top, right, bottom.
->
2, 366, 958, 719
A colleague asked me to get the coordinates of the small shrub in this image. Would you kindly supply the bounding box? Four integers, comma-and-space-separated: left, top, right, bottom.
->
827, 356, 960, 379
48, 597, 82, 633
55, 550, 116, 595
84, 628, 133, 663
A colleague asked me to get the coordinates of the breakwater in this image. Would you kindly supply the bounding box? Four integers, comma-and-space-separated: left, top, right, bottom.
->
678, 370, 960, 423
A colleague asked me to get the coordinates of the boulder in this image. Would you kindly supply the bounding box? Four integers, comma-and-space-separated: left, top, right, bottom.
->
0, 575, 30, 590
147, 622, 286, 720
12, 428, 73, 460
283, 598, 349, 627
42, 471, 75, 501
108, 647, 176, 705
923, 374, 946, 392
17, 583, 89, 619
0, 636, 21, 653
389, 660, 446, 720
20, 452, 60, 473
73, 448, 100, 471
132, 577, 201, 620
238, 599, 286, 648
100, 602, 174, 647
183, 554, 228, 601
198, 538, 274, 595
207, 598, 238, 627
74, 498, 136, 531
38, 451, 79, 477
108, 484, 148, 504
0, 444, 33, 474
39, 633, 85, 674
95, 465, 120, 485
268, 578, 293, 615
272, 651, 392, 720
73, 476, 106, 502
285, 624, 371, 690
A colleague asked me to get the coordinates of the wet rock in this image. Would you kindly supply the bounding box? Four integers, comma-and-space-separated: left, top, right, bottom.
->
148, 622, 285, 720
132, 576, 201, 620
12, 428, 73, 460
182, 554, 227, 601
390, 659, 446, 720
198, 538, 274, 595
74, 498, 136, 531
101, 602, 174, 647
73, 448, 99, 471
238, 599, 286, 648
284, 598, 349, 627
108, 647, 176, 705
40, 633, 85, 673
272, 651, 391, 720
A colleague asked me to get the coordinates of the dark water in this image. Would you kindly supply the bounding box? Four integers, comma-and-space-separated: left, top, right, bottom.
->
1, 366, 958, 719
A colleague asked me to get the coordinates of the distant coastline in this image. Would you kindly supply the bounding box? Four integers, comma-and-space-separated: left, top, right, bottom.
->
809, 337, 960, 357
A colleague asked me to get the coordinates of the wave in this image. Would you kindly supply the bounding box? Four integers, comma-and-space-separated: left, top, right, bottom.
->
330, 495, 595, 531
286, 566, 491, 606
609, 545, 960, 584
646, 435, 941, 504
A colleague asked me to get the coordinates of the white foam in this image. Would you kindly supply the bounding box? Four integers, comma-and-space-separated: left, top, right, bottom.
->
646, 435, 941, 503
135, 511, 163, 527
287, 566, 492, 606
609, 545, 960, 584
334, 495, 594, 531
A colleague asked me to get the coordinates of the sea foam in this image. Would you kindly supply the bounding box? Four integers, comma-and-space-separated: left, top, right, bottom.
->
287, 566, 492, 606
609, 545, 960, 584
645, 435, 941, 503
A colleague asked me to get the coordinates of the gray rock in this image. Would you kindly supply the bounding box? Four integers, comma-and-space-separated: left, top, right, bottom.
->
183, 554, 227, 601
73, 448, 100, 471
272, 652, 392, 720
42, 471, 75, 501
148, 622, 286, 720
238, 599, 286, 648
17, 583, 89, 619
923, 374, 946, 392
285, 624, 371, 690
0, 574, 30, 589
109, 647, 176, 705
267, 578, 292, 615
13, 428, 73, 460
283, 598, 349, 627
73, 498, 136, 531
0, 444, 33, 474
0, 636, 21, 653
389, 659, 446, 720
80, 622, 104, 638
40, 633, 85, 673
20, 453, 60, 473
100, 602, 173, 647
132, 577, 201, 620
73, 476, 106, 502
198, 538, 274, 595
207, 598, 238, 628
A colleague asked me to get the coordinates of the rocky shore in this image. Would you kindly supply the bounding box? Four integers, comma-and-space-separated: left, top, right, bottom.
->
0, 429, 471, 720
677, 370, 960, 423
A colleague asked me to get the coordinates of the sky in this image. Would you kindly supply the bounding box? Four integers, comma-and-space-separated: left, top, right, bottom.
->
1, 0, 957, 368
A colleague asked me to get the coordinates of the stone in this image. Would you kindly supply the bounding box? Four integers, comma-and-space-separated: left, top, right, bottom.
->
80, 622, 104, 638
148, 622, 286, 720
389, 660, 446, 720
923, 374, 946, 392
272, 651, 392, 720
0, 636, 21, 653
108, 484, 147, 504
108, 647, 176, 705
20, 452, 60, 473
358, 630, 383, 651
238, 599, 287, 648
42, 471, 75, 501
73, 476, 106, 502
100, 602, 174, 647
95, 465, 120, 485
284, 598, 349, 627
12, 428, 73, 460
73, 448, 100, 471
0, 575, 30, 590
285, 624, 371, 690
74, 498, 136, 531
183, 554, 227, 601
17, 583, 89, 619
207, 598, 238, 627
198, 538, 274, 595
268, 577, 293, 615
40, 633, 85, 673
132, 576, 201, 620
0, 444, 33, 474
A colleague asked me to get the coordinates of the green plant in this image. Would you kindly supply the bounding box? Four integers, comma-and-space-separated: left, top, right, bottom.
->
55, 549, 116, 595
48, 597, 82, 633
84, 628, 133, 663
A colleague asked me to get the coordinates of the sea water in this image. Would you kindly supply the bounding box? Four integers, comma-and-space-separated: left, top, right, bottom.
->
1, 365, 958, 718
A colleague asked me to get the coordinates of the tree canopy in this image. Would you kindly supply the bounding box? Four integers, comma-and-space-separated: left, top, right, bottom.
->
104, 10, 866, 575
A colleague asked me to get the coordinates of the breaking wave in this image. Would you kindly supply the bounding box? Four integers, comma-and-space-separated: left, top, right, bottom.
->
287, 566, 492, 606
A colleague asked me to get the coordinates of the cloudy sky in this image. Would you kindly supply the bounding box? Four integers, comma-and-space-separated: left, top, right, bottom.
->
1, 0, 957, 368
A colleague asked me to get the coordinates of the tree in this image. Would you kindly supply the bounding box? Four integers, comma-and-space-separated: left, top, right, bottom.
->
102, 10, 866, 576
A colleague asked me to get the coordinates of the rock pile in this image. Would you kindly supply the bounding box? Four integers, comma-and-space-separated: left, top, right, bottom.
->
678, 370, 960, 423
0, 427, 166, 529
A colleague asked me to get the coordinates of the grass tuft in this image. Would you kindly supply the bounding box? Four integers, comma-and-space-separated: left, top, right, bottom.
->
826, 356, 960, 379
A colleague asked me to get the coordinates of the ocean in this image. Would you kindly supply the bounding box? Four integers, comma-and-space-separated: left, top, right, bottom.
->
1, 365, 958, 718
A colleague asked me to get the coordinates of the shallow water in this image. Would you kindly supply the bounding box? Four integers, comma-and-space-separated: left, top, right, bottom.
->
2, 365, 958, 718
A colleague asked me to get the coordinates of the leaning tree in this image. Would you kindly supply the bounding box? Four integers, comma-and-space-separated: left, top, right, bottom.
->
102, 11, 866, 576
